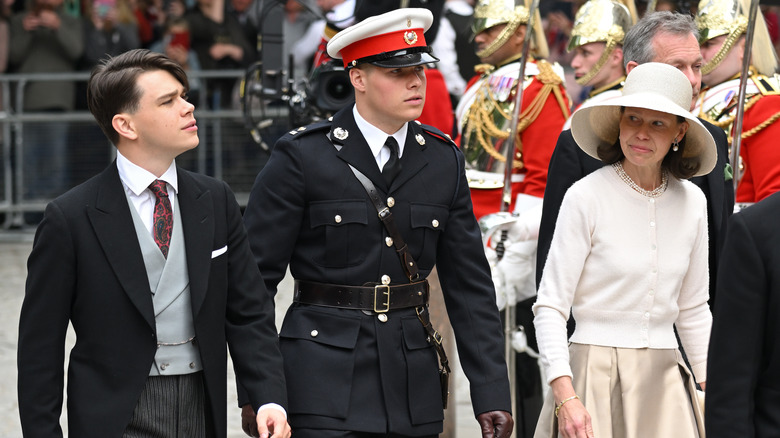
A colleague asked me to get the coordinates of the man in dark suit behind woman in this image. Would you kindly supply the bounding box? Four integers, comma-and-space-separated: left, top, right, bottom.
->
17, 49, 290, 438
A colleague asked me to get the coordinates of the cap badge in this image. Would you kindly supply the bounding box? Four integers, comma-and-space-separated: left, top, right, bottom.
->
404, 30, 418, 45
415, 134, 425, 145
333, 127, 349, 140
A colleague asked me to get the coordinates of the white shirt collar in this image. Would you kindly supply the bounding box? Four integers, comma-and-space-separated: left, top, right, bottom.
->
352, 105, 408, 161
116, 151, 179, 196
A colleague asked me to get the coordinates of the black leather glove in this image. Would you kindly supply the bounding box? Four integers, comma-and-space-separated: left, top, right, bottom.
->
477, 410, 514, 438
241, 404, 259, 437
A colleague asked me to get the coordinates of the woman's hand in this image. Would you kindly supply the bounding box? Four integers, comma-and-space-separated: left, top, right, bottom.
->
550, 376, 594, 438
557, 397, 594, 438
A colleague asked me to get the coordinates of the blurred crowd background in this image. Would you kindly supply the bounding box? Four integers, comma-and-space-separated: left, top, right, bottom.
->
0, 0, 779, 227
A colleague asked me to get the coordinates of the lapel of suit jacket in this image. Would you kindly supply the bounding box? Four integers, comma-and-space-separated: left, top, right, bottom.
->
330, 108, 389, 190
176, 169, 213, 320
390, 122, 429, 190
87, 162, 156, 330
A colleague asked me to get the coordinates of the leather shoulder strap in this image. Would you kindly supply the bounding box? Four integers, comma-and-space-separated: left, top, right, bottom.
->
347, 164, 420, 282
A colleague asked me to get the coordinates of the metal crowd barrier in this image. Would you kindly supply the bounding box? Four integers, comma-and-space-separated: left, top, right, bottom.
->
0, 69, 290, 229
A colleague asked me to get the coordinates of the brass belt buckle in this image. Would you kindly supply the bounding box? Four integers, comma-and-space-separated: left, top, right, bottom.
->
373, 285, 391, 313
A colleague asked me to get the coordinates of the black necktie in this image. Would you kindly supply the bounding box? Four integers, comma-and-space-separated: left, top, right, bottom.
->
382, 136, 401, 186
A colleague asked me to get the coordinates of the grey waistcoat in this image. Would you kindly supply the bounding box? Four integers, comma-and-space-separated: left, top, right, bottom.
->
127, 192, 203, 376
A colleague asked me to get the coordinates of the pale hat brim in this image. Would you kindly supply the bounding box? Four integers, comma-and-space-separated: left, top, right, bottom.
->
571, 63, 717, 177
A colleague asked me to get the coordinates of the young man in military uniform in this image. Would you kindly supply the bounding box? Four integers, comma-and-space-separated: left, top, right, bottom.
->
695, 0, 780, 203
243, 8, 513, 438
564, 0, 635, 128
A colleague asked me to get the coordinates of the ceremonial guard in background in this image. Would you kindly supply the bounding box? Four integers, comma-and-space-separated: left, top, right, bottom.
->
455, 0, 570, 220
243, 8, 513, 438
563, 0, 636, 129
454, 0, 569, 435
695, 0, 780, 204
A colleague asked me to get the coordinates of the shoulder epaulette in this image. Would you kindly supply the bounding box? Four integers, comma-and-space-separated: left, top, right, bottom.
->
474, 63, 495, 76
282, 118, 333, 139
536, 59, 563, 86
416, 121, 457, 146
753, 73, 780, 96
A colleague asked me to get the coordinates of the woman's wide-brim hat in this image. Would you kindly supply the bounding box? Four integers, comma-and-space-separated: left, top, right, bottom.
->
571, 62, 717, 177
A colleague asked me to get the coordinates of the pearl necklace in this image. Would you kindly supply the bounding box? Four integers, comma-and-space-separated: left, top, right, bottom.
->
612, 161, 668, 198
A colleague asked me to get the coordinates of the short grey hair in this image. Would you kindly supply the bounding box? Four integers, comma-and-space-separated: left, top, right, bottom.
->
623, 11, 700, 69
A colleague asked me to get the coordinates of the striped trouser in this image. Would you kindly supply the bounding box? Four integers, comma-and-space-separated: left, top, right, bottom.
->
124, 372, 209, 438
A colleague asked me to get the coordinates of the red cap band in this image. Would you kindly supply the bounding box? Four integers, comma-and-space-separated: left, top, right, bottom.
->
339, 28, 427, 67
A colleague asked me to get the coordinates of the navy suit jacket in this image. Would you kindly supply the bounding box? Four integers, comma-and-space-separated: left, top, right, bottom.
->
18, 163, 286, 437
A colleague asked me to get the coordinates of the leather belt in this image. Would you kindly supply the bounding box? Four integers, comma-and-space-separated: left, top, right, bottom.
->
293, 279, 429, 313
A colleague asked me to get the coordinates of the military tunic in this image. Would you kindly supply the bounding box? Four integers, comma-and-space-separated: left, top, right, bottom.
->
696, 72, 780, 203
243, 106, 511, 436
455, 58, 570, 219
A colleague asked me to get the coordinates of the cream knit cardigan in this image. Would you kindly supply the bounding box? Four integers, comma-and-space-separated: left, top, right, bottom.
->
533, 165, 712, 385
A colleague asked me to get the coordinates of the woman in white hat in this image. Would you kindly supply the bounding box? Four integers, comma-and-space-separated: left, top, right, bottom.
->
532, 62, 715, 438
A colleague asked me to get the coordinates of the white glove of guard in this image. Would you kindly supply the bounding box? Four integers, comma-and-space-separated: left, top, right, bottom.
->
481, 195, 543, 310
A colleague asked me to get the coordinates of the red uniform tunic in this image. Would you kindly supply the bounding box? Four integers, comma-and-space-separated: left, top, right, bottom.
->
456, 59, 570, 219
696, 73, 780, 203
735, 94, 780, 202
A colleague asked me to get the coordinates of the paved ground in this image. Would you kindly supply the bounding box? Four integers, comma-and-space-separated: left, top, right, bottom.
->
0, 231, 481, 437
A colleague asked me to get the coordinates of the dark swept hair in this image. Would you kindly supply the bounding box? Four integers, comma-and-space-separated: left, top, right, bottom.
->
87, 49, 189, 145
597, 108, 701, 180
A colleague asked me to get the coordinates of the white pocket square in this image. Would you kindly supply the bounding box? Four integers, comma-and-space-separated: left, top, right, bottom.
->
211, 245, 228, 258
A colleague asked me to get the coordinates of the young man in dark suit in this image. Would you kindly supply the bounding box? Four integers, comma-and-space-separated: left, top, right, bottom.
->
17, 49, 290, 438
243, 8, 513, 438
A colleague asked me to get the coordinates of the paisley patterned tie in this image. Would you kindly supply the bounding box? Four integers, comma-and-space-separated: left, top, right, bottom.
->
149, 180, 173, 258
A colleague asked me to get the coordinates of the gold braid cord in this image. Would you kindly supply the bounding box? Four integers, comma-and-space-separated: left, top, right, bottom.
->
698, 91, 780, 141
698, 94, 761, 129
463, 60, 567, 169
575, 40, 615, 85
475, 10, 524, 59
701, 19, 748, 76
575, 25, 623, 86
729, 109, 780, 142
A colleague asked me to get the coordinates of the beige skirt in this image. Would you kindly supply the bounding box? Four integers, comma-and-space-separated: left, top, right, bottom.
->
533, 343, 705, 438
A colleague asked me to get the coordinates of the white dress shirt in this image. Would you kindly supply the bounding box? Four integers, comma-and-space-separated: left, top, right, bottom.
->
353, 105, 407, 171
116, 151, 178, 235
